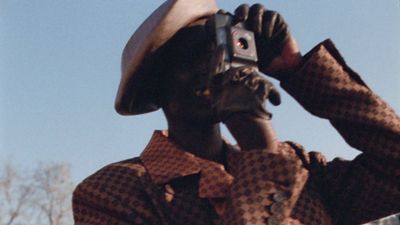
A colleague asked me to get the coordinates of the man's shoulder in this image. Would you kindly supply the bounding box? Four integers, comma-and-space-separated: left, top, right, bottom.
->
73, 157, 150, 200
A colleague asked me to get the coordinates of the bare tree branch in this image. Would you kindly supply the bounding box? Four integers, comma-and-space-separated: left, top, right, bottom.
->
32, 163, 74, 225
0, 162, 74, 225
0, 163, 35, 225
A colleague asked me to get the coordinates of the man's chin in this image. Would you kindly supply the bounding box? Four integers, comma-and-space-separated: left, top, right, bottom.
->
181, 110, 219, 125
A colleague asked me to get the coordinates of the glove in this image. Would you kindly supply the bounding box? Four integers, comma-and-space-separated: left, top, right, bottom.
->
211, 66, 281, 123
233, 4, 292, 75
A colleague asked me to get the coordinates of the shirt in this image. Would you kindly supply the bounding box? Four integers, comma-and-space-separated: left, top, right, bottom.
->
72, 39, 400, 225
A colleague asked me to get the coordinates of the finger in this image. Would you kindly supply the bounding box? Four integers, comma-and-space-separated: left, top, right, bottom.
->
217, 9, 228, 15
239, 67, 255, 78
268, 86, 281, 106
243, 73, 259, 89
262, 10, 278, 40
271, 13, 290, 46
248, 4, 265, 35
233, 4, 250, 23
229, 67, 252, 83
255, 78, 279, 104
309, 151, 327, 167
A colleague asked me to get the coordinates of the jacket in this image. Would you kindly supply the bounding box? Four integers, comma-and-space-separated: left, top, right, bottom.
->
73, 40, 400, 225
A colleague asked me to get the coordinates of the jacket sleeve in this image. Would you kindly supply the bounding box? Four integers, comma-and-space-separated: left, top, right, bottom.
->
279, 39, 400, 225
72, 160, 168, 225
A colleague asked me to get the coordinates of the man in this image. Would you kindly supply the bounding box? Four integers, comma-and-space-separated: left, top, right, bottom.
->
72, 1, 400, 224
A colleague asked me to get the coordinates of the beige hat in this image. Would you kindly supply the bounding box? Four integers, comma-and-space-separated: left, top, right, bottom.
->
115, 0, 218, 115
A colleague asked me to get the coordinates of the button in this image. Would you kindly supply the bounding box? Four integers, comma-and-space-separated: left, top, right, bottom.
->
267, 216, 280, 225
273, 191, 291, 202
270, 202, 284, 214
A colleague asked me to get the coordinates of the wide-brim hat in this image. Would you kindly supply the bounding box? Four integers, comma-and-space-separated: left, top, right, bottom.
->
115, 0, 218, 115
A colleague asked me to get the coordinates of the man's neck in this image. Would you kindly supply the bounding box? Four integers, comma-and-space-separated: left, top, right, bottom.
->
167, 121, 224, 163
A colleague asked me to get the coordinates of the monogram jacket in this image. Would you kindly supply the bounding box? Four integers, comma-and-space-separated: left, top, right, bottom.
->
73, 40, 400, 225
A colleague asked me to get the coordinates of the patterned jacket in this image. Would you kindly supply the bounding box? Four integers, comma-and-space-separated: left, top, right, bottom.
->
73, 40, 400, 225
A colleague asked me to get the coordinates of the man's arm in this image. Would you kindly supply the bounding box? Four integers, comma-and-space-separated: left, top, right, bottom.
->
280, 39, 400, 224
224, 4, 399, 224
211, 5, 312, 224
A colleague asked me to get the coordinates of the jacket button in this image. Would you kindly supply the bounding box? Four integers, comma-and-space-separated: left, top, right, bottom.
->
267, 216, 280, 225
273, 191, 291, 202
270, 202, 284, 214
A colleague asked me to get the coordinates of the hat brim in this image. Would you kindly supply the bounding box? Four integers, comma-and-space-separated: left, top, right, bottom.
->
115, 0, 218, 115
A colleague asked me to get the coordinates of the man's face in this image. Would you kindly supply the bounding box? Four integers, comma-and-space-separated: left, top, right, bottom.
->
164, 24, 218, 122
164, 48, 220, 121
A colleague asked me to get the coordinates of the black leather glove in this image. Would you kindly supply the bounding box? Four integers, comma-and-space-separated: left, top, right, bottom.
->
211, 66, 281, 122
233, 4, 291, 72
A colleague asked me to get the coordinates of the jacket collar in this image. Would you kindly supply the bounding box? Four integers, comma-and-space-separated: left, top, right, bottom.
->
140, 130, 234, 198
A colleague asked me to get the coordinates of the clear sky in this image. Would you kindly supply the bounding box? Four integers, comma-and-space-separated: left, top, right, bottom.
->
1, 1, 399, 184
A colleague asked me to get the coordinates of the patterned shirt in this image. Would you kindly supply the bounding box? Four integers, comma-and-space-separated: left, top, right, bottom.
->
73, 40, 400, 225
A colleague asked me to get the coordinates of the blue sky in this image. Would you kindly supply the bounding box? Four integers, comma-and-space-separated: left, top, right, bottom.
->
1, 1, 399, 183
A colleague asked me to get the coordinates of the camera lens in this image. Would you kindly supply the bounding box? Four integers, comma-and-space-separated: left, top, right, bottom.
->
237, 38, 249, 50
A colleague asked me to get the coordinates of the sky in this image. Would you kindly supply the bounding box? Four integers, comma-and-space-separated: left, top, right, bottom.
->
1, 1, 399, 184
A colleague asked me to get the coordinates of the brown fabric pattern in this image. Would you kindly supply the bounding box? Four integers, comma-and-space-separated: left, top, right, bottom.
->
140, 131, 234, 198
198, 159, 234, 198
165, 176, 222, 225
223, 143, 309, 225
73, 40, 400, 225
140, 131, 201, 184
290, 177, 333, 225
73, 158, 166, 225
281, 39, 400, 225
281, 39, 400, 161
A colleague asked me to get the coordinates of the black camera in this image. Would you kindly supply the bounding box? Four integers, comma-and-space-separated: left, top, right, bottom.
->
207, 12, 258, 74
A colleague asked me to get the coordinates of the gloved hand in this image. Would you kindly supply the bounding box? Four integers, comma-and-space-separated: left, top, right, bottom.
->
211, 66, 280, 123
211, 66, 281, 151
233, 4, 302, 78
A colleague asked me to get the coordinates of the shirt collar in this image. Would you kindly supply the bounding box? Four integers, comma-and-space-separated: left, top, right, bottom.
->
140, 130, 234, 198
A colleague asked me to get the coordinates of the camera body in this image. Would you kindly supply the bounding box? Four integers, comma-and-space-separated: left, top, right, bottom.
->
207, 13, 258, 74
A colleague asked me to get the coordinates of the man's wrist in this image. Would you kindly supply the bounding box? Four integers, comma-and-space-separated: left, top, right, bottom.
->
224, 113, 278, 152
262, 36, 303, 80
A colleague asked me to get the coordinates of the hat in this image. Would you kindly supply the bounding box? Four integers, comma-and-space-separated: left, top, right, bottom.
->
115, 0, 218, 115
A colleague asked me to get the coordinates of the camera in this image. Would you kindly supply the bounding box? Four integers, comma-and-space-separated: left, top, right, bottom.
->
207, 12, 258, 74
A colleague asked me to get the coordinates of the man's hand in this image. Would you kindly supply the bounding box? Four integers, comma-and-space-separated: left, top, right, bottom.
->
212, 66, 280, 122
233, 4, 302, 79
211, 66, 280, 151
